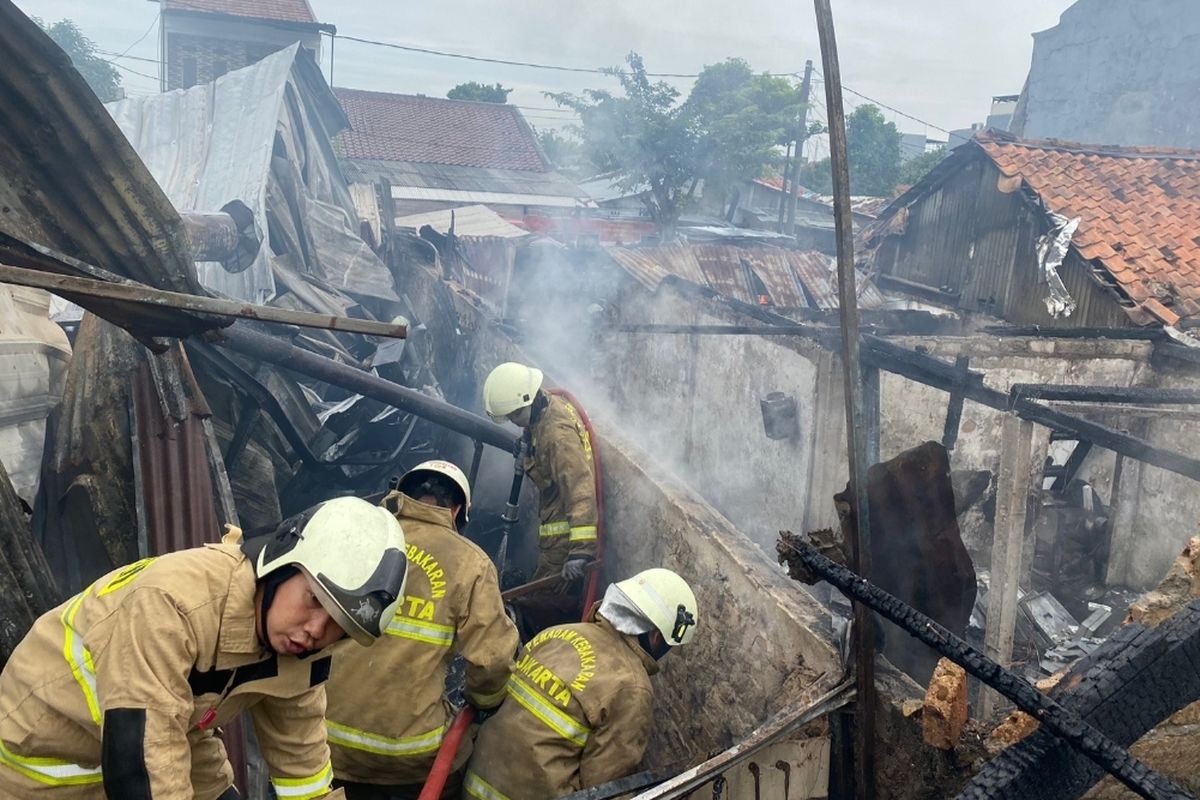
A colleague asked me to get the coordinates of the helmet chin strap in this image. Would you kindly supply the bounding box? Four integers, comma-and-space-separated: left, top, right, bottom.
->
637, 631, 671, 661
258, 566, 300, 652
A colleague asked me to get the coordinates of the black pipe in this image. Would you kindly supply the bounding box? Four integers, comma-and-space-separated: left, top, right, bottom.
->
496, 434, 526, 579
777, 537, 1193, 800
211, 324, 518, 452
1010, 383, 1200, 405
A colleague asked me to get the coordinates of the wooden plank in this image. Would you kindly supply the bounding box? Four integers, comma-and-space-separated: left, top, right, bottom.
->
979, 415, 1035, 719
942, 356, 971, 451
0, 262, 407, 339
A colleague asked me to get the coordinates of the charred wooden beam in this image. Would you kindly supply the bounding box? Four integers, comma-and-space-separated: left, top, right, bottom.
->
862, 336, 1200, 482
1051, 440, 1093, 493
211, 324, 517, 452
876, 273, 962, 304
777, 536, 1194, 800
942, 356, 972, 451
1011, 384, 1200, 405
983, 325, 1164, 341
0, 262, 407, 339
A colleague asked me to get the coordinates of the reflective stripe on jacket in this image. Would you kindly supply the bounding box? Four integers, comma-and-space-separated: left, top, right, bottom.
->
325, 494, 517, 786
463, 616, 656, 800
0, 530, 337, 800
526, 394, 599, 581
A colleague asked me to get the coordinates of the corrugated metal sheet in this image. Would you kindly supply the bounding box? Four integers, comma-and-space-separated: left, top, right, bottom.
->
132, 354, 224, 557
394, 205, 529, 239
390, 185, 589, 208
606, 244, 886, 311
344, 158, 586, 200
741, 248, 806, 308
108, 47, 299, 304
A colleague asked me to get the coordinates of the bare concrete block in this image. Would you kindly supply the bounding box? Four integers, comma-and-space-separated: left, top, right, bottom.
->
922, 658, 968, 750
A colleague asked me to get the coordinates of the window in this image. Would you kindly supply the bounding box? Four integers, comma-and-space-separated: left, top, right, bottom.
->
182, 56, 197, 88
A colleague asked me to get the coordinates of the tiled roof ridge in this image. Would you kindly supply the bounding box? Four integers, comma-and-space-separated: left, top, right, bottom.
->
977, 132, 1200, 162
334, 87, 524, 114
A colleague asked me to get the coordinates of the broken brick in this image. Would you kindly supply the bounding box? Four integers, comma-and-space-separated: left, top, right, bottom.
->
922, 657, 968, 750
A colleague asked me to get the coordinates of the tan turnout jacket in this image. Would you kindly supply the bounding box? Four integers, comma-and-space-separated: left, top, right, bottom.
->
0, 530, 338, 800
325, 493, 517, 786
462, 615, 657, 800
527, 394, 599, 582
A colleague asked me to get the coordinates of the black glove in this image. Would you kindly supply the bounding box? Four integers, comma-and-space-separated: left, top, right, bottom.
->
561, 557, 589, 582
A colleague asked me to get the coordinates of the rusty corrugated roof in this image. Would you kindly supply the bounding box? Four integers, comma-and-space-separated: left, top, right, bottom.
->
607, 244, 885, 311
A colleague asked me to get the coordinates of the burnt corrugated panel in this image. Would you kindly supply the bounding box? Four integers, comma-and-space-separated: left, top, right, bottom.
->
789, 250, 839, 309
132, 350, 223, 558
741, 248, 807, 308
607, 247, 671, 290
651, 245, 708, 287
693, 245, 755, 303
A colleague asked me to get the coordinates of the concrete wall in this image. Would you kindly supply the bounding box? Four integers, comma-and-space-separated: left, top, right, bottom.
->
1011, 0, 1200, 149
585, 273, 1200, 593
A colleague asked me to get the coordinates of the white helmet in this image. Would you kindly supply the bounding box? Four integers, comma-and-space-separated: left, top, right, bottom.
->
613, 568, 699, 646
398, 459, 472, 526
253, 497, 407, 646
483, 362, 544, 421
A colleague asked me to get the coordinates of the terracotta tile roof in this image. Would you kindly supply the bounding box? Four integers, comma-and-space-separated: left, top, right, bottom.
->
976, 134, 1200, 325
334, 89, 549, 172
162, 0, 319, 25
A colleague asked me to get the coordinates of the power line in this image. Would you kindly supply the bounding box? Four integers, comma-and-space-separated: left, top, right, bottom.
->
113, 13, 159, 60
812, 70, 949, 134
110, 60, 159, 82
334, 32, 800, 79
97, 48, 160, 65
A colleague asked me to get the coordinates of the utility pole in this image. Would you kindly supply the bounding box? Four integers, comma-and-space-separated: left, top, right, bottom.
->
777, 140, 793, 230
812, 3, 876, 798
786, 59, 815, 235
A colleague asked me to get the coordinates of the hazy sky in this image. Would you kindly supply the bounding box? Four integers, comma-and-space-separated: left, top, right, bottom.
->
15, 0, 1077, 156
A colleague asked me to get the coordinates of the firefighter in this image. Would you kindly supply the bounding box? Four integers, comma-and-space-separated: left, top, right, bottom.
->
326, 461, 518, 800
462, 568, 699, 800
482, 363, 597, 628
0, 496, 407, 800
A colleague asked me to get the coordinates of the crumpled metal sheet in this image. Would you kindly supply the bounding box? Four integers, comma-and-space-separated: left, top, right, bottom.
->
1036, 212, 1080, 318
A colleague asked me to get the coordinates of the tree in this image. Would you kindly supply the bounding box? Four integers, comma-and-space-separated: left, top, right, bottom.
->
38, 19, 122, 102
796, 157, 833, 195
550, 53, 804, 231
846, 104, 901, 196
898, 146, 949, 187
534, 128, 589, 176
447, 82, 512, 104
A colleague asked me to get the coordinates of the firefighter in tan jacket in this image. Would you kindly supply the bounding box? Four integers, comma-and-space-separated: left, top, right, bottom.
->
462, 569, 699, 800
483, 363, 598, 626
326, 461, 518, 799
0, 497, 407, 800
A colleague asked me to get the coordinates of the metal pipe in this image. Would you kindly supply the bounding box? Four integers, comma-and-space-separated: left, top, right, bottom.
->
211, 324, 517, 452
813, 1, 876, 795
495, 434, 527, 578
778, 538, 1193, 800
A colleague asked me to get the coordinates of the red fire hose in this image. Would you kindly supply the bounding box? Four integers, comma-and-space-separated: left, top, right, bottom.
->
418, 387, 606, 799
546, 387, 606, 619
416, 706, 475, 800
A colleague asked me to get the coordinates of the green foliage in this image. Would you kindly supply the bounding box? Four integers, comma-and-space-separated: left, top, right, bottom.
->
550, 53, 807, 229
447, 81, 512, 104
898, 146, 948, 186
534, 128, 590, 176
846, 105, 900, 196
38, 18, 122, 102
796, 157, 833, 194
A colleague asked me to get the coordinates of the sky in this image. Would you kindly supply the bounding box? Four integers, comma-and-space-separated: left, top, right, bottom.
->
15, 0, 1077, 159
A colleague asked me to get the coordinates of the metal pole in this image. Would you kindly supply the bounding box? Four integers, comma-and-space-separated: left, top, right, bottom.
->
812, 2, 875, 797
211, 324, 517, 451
